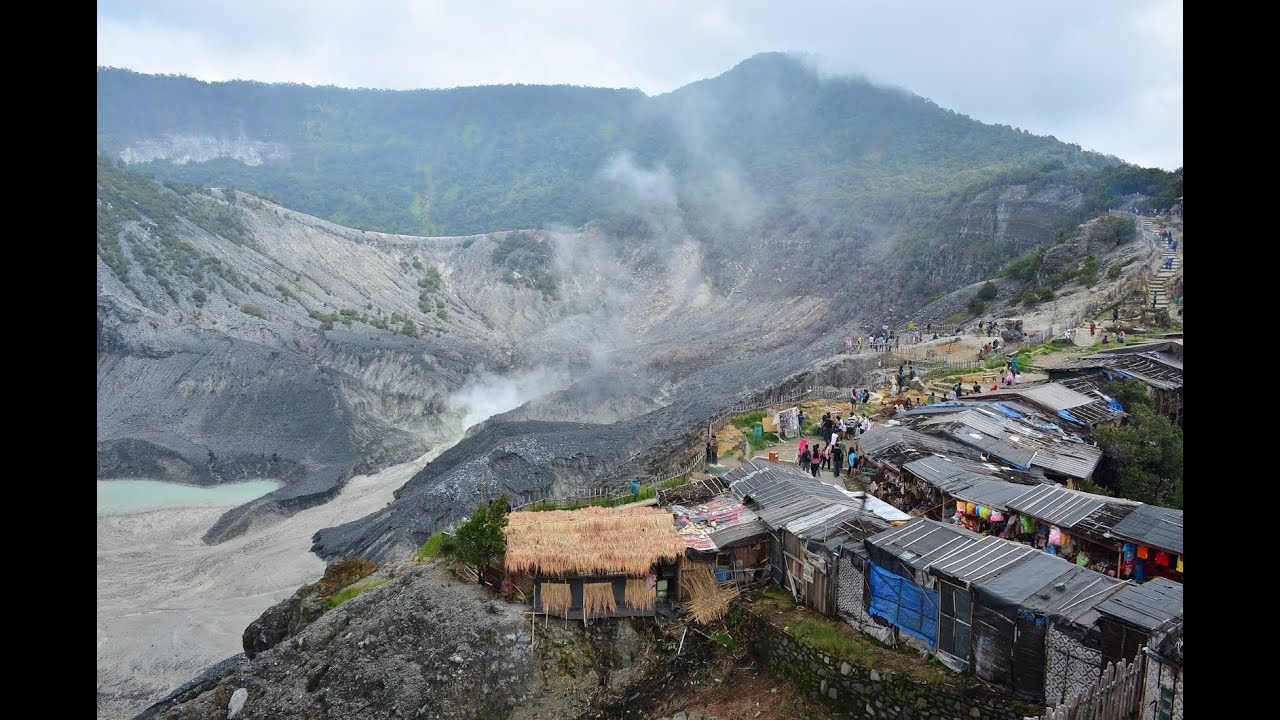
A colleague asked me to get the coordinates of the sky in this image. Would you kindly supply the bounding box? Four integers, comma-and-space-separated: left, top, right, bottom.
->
97, 0, 1183, 170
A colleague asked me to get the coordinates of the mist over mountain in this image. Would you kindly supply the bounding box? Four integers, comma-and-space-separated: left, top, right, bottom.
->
97, 51, 1180, 548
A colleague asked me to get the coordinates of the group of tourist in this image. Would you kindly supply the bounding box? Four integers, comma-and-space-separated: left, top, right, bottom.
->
795, 410, 869, 479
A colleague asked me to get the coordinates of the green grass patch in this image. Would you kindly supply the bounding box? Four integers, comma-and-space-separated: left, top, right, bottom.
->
762, 585, 800, 605
730, 411, 768, 430
748, 431, 780, 451
790, 620, 877, 668
658, 473, 692, 489
711, 631, 741, 651
415, 531, 448, 560
327, 578, 390, 608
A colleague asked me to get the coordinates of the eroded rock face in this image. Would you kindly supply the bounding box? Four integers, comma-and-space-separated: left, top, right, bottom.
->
241, 559, 379, 659
142, 564, 672, 720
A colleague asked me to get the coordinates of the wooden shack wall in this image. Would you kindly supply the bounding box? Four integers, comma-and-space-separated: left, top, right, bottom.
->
781, 531, 834, 617
533, 576, 657, 620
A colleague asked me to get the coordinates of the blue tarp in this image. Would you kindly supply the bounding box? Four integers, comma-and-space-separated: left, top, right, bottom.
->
991, 403, 1023, 418
1056, 409, 1086, 426
868, 562, 939, 649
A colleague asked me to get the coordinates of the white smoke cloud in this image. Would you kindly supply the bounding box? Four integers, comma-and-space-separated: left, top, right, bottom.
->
449, 366, 571, 431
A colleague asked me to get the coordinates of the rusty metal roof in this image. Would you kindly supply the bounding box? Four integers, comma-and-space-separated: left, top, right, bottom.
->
1049, 354, 1183, 391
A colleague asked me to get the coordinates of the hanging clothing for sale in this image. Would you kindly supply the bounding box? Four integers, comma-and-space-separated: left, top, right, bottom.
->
1136, 546, 1149, 560
1154, 551, 1170, 567
1122, 543, 1135, 561
1176, 556, 1183, 573
1048, 526, 1062, 546
1019, 515, 1034, 534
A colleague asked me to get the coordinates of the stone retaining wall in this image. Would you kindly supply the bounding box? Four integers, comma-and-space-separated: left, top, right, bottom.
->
735, 609, 1038, 720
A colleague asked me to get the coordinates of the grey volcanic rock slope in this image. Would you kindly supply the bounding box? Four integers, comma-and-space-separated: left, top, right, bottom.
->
98, 161, 1085, 546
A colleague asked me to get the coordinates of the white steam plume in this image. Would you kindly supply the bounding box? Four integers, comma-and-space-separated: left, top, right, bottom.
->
449, 366, 572, 431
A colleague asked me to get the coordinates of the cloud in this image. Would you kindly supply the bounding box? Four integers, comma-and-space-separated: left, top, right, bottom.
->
98, 0, 1181, 168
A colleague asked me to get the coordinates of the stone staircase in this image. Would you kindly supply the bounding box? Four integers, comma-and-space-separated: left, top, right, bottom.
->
1139, 218, 1181, 311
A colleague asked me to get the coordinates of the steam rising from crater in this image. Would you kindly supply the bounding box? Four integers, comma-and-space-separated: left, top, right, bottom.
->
450, 366, 572, 431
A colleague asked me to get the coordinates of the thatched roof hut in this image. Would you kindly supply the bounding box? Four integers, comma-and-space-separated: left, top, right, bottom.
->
505, 506, 686, 578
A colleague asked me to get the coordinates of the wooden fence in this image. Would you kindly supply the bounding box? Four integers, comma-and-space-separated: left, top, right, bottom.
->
1040, 652, 1145, 720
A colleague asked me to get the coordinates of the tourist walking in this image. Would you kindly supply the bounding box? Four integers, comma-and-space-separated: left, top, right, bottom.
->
810, 444, 822, 477
831, 442, 844, 478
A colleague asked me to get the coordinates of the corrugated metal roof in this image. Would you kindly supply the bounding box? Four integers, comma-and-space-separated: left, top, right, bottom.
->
1029, 442, 1103, 480
1049, 354, 1183, 390
708, 518, 769, 549
1095, 577, 1184, 631
950, 478, 1037, 511
903, 456, 1045, 496
1008, 484, 1108, 527
985, 383, 1094, 411
787, 504, 860, 536
842, 491, 913, 523
758, 496, 836, 528
925, 411, 1037, 469
1017, 565, 1127, 628
1070, 501, 1142, 542
725, 459, 908, 533
1056, 375, 1114, 400
1057, 401, 1125, 427
1110, 504, 1184, 555
906, 404, 1103, 479
1021, 383, 1095, 410
856, 425, 980, 467
904, 456, 993, 494
864, 518, 984, 573
1007, 484, 1140, 542
930, 534, 1041, 585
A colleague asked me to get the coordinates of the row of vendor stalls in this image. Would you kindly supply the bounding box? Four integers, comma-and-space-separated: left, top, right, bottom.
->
857, 406, 1182, 585
663, 459, 1185, 707
859, 517, 1183, 704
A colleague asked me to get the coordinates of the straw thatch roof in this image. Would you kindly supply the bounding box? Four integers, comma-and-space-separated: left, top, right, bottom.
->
505, 506, 686, 577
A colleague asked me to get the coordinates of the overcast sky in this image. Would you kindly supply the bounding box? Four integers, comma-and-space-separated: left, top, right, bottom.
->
98, 0, 1182, 170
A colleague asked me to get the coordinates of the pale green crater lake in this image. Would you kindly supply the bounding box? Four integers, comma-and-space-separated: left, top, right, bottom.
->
97, 479, 283, 516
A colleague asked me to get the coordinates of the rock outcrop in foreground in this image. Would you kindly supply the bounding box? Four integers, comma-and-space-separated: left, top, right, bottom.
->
139, 561, 675, 720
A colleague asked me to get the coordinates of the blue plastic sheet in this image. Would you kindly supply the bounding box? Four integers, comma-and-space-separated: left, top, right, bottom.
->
868, 563, 939, 649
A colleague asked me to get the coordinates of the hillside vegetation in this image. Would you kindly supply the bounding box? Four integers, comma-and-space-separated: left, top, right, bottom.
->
100, 53, 1128, 239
